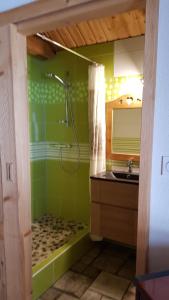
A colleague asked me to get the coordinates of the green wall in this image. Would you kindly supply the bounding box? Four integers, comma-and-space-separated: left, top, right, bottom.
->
28, 51, 91, 223
29, 56, 47, 220
29, 40, 140, 223
28, 42, 115, 223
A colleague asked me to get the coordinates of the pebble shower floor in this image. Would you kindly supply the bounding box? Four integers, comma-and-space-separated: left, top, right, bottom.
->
32, 215, 86, 266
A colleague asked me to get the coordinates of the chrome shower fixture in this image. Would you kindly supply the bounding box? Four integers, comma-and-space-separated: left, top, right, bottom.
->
45, 71, 80, 173
46, 73, 67, 87
45, 72, 70, 127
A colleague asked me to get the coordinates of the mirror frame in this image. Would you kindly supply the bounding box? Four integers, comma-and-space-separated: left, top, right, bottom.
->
106, 94, 142, 162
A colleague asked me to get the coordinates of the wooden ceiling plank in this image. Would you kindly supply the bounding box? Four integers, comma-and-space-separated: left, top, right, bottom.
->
88, 19, 107, 43
27, 36, 55, 59
66, 24, 86, 47
122, 10, 142, 37
16, 0, 146, 36
135, 9, 146, 34
29, 8, 146, 57
41, 31, 59, 51
47, 30, 66, 46
77, 21, 96, 45
112, 14, 131, 40
99, 17, 118, 41
129, 10, 143, 36
57, 27, 77, 48
117, 12, 134, 39
97, 18, 114, 42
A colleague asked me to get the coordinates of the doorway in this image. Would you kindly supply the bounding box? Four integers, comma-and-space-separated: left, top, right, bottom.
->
0, 0, 159, 299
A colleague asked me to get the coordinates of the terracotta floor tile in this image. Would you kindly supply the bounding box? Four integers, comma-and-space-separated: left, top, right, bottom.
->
41, 287, 61, 300
80, 289, 102, 300
71, 245, 103, 274
83, 265, 101, 279
57, 294, 78, 300
92, 253, 124, 274
103, 245, 131, 261
123, 284, 136, 300
101, 297, 116, 300
71, 260, 87, 273
81, 254, 96, 265
85, 245, 103, 259
54, 271, 92, 298
118, 257, 136, 280
90, 272, 130, 300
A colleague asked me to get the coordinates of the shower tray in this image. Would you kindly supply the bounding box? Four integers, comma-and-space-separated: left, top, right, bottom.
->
32, 215, 90, 300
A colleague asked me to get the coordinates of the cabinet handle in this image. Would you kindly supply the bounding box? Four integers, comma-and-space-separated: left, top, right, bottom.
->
6, 162, 13, 182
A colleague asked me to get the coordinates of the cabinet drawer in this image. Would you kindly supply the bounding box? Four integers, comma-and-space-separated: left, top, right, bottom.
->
91, 202, 138, 246
91, 179, 138, 210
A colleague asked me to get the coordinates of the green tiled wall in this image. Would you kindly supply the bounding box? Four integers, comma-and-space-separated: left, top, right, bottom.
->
31, 160, 46, 220
29, 40, 142, 222
28, 43, 116, 223
29, 57, 47, 220
28, 51, 90, 223
46, 161, 90, 222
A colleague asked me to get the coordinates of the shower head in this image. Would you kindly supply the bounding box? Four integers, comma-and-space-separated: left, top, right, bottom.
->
45, 73, 67, 87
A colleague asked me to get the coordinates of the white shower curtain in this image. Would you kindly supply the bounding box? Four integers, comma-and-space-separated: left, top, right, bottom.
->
88, 64, 106, 176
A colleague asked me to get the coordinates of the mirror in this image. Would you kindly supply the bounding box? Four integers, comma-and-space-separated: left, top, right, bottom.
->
112, 108, 142, 154
106, 95, 142, 161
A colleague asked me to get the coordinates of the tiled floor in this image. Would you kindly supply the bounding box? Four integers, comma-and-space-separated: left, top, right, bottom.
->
32, 215, 86, 266
39, 242, 136, 300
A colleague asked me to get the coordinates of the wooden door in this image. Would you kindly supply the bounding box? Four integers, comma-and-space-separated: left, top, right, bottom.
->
0, 24, 32, 300
0, 155, 6, 299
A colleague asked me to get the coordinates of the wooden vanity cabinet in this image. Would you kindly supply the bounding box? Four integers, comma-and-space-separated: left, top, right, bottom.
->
91, 179, 139, 246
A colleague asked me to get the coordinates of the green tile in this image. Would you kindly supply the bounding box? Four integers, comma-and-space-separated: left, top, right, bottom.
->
31, 177, 46, 220
45, 103, 65, 123
52, 232, 91, 282
31, 161, 46, 181
28, 41, 116, 224
32, 263, 54, 300
32, 230, 91, 299
46, 160, 90, 224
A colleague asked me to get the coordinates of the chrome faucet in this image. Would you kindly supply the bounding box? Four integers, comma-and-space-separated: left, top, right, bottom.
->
127, 159, 133, 173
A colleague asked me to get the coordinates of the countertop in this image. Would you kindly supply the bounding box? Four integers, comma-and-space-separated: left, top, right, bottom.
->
90, 171, 139, 185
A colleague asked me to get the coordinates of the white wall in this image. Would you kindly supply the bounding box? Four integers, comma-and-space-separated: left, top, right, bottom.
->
149, 0, 169, 272
114, 36, 145, 76
0, 0, 34, 12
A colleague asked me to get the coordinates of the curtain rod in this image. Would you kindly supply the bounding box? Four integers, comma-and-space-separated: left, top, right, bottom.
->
36, 33, 98, 65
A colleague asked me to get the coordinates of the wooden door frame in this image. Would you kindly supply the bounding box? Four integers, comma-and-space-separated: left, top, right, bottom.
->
0, 0, 159, 298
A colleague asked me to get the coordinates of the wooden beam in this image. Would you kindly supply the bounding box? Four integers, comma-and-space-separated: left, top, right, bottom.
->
15, 0, 146, 36
136, 0, 159, 275
0, 0, 95, 27
0, 161, 6, 299
0, 24, 31, 299
27, 35, 56, 59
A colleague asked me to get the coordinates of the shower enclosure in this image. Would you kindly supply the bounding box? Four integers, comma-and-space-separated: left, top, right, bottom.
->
28, 51, 91, 299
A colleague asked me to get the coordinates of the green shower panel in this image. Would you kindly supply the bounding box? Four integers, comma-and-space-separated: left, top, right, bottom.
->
46, 160, 90, 224
28, 41, 116, 223
31, 160, 46, 220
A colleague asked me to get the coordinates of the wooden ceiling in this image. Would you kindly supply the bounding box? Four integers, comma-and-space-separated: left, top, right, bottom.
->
27, 8, 145, 59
